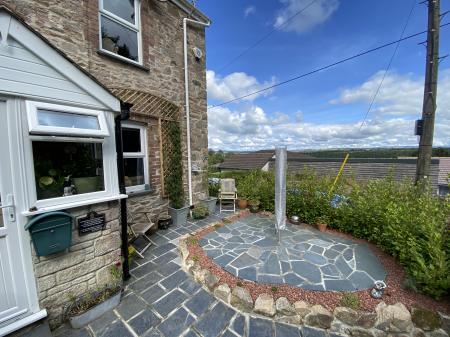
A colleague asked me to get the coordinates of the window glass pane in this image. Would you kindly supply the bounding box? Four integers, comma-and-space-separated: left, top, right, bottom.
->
122, 127, 141, 152
32, 141, 104, 200
37, 109, 100, 130
124, 158, 145, 187
101, 16, 139, 61
103, 0, 135, 24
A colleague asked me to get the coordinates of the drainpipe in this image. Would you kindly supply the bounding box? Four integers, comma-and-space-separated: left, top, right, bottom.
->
115, 101, 132, 281
183, 17, 210, 207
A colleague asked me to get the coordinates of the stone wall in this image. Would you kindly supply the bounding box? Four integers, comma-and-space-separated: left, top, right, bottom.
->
32, 202, 121, 328
1, 0, 209, 204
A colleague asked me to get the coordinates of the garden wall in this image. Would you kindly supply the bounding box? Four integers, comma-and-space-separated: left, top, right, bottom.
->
32, 201, 121, 328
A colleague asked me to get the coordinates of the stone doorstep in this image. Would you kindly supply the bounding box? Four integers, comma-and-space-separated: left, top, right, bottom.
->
178, 216, 449, 337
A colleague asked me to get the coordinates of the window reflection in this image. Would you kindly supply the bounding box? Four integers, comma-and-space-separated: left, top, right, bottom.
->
101, 16, 138, 61
104, 0, 135, 24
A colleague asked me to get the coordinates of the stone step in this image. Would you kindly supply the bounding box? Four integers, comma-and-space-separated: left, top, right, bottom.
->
6, 319, 52, 337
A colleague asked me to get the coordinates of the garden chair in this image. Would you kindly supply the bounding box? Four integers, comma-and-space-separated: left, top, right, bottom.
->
127, 211, 156, 258
219, 178, 237, 212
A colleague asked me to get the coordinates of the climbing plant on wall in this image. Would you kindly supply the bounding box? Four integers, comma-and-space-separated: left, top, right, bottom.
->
163, 120, 184, 208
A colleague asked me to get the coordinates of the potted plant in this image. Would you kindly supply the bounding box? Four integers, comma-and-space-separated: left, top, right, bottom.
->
237, 178, 250, 209
201, 196, 217, 214
248, 199, 260, 213
166, 122, 190, 226
192, 203, 209, 220
315, 215, 329, 232
67, 261, 122, 328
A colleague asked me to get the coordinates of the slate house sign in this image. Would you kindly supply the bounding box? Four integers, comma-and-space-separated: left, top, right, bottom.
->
78, 211, 106, 235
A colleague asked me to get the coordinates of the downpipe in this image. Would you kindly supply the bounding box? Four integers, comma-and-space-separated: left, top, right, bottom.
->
115, 101, 132, 281
183, 17, 210, 207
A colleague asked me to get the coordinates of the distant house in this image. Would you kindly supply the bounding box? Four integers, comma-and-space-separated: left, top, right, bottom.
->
220, 151, 449, 196
218, 150, 312, 171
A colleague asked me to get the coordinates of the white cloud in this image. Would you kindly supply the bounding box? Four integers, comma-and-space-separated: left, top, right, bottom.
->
208, 69, 450, 150
207, 70, 275, 103
274, 0, 339, 34
333, 69, 450, 121
244, 6, 256, 18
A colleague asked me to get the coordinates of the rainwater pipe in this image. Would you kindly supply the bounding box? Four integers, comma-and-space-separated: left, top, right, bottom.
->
183, 17, 210, 206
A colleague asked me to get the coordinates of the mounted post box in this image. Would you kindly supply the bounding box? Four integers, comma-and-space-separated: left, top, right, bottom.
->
25, 211, 73, 256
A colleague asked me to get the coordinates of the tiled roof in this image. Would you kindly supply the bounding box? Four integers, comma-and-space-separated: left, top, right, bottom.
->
218, 151, 274, 170
218, 151, 313, 170
438, 158, 450, 186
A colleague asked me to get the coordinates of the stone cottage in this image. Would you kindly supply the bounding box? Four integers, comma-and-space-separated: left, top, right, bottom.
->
0, 0, 209, 334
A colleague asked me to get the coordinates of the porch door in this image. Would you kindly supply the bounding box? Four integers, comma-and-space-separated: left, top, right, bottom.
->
0, 99, 29, 325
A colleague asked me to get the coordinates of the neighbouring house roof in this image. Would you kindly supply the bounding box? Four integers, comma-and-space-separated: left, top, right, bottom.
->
438, 158, 450, 186
0, 6, 121, 112
398, 157, 450, 186
218, 150, 313, 171
218, 150, 274, 170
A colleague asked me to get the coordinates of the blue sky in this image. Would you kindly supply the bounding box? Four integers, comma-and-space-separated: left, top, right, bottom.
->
197, 0, 450, 151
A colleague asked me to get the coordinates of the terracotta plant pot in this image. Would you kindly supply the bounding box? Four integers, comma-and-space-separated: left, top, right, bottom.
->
237, 199, 248, 209
317, 223, 327, 232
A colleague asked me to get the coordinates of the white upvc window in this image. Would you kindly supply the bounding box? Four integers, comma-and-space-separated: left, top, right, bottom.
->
122, 122, 149, 193
98, 0, 142, 65
26, 101, 109, 137
23, 101, 122, 213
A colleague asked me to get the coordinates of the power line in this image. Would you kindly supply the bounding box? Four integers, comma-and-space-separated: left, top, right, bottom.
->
359, 0, 416, 130
217, 0, 320, 73
208, 22, 450, 110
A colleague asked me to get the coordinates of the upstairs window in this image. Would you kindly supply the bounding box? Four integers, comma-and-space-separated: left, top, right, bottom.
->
99, 0, 141, 63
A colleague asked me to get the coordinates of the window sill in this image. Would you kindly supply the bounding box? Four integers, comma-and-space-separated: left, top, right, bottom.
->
22, 194, 128, 216
126, 188, 155, 198
97, 50, 150, 72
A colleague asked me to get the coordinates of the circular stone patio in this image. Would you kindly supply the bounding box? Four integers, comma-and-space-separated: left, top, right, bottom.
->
199, 215, 386, 291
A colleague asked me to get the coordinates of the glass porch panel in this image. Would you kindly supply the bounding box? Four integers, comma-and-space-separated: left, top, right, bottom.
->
32, 141, 104, 200
37, 109, 100, 130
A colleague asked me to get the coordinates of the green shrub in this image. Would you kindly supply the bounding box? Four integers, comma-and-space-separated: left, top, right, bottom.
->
333, 178, 450, 299
192, 204, 209, 219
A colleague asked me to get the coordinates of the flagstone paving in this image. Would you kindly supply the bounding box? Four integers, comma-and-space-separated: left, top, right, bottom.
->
54, 211, 384, 337
200, 215, 386, 291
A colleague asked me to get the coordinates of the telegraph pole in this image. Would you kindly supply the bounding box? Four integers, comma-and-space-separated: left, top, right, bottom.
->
416, 0, 440, 184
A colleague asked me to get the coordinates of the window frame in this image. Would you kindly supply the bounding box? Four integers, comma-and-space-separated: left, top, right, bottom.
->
26, 101, 110, 137
122, 122, 149, 194
23, 101, 120, 212
98, 0, 143, 65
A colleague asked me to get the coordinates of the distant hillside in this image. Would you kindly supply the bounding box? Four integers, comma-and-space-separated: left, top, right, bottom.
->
303, 147, 450, 159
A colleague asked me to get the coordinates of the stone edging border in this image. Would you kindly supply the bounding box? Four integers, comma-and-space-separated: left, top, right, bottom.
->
178, 212, 450, 337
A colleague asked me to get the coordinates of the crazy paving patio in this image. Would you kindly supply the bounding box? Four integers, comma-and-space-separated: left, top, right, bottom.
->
200, 215, 386, 292
53, 211, 387, 337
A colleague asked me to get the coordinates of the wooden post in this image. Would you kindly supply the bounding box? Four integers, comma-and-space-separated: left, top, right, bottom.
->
158, 118, 165, 196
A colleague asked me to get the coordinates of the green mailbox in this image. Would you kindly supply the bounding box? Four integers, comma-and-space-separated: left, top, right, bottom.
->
25, 211, 73, 256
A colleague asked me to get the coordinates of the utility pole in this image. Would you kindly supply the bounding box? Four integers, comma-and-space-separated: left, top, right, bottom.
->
416, 0, 440, 185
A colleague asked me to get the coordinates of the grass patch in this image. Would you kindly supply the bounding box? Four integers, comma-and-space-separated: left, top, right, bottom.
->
340, 292, 360, 310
